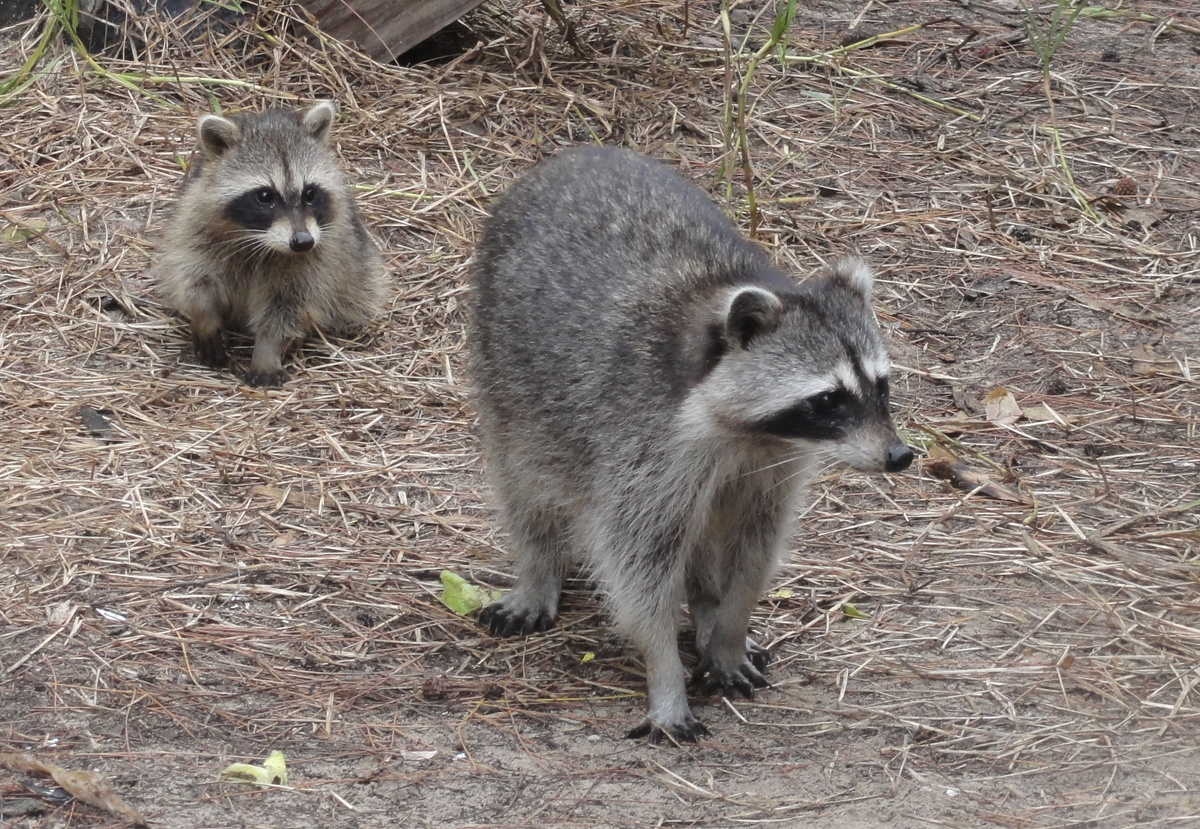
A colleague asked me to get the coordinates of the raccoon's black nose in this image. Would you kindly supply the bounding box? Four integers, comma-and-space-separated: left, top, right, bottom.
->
885, 443, 914, 473
289, 231, 315, 253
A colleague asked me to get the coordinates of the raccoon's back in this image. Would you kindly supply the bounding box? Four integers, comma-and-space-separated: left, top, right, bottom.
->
470, 147, 770, 440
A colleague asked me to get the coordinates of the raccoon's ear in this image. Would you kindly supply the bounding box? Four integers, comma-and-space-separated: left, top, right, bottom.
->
826, 255, 875, 303
723, 286, 783, 349
197, 114, 239, 158
302, 101, 337, 143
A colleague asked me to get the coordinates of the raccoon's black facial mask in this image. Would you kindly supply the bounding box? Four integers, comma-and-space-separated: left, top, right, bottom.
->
752, 372, 892, 442
224, 184, 332, 230
225, 186, 280, 231
753, 387, 860, 441
301, 184, 331, 226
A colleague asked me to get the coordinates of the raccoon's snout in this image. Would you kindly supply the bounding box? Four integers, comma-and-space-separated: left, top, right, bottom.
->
289, 231, 315, 253
837, 429, 914, 475
885, 442, 914, 473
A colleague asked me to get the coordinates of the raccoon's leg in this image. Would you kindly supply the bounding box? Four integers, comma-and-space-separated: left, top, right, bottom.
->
599, 528, 708, 744
690, 582, 773, 699
689, 592, 770, 673
689, 483, 792, 699
479, 505, 571, 637
180, 284, 228, 368
245, 331, 291, 388
245, 301, 304, 387
686, 573, 768, 676
624, 614, 709, 744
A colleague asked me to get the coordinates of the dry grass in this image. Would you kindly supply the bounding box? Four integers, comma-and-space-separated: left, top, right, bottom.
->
1, 1, 1198, 827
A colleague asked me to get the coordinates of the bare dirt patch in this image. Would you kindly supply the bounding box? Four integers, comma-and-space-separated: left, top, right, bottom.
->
2, 1, 1198, 827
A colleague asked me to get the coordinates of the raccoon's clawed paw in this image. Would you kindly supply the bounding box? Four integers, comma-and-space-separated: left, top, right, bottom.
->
690, 653, 770, 700
626, 714, 709, 745
192, 331, 227, 368
245, 368, 289, 388
478, 601, 556, 637
747, 639, 771, 673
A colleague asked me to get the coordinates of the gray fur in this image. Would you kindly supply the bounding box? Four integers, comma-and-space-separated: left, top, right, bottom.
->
469, 147, 912, 743
160, 101, 385, 387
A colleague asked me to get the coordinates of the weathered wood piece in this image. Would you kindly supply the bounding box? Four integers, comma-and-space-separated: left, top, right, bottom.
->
296, 0, 489, 61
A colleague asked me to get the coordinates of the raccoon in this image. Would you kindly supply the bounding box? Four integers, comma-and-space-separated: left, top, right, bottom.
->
159, 101, 385, 387
469, 146, 913, 743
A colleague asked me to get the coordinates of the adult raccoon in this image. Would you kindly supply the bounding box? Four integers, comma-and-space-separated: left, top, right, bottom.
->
470, 147, 912, 743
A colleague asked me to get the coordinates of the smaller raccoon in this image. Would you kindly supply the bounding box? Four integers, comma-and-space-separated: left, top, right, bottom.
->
160, 101, 385, 387
470, 147, 913, 743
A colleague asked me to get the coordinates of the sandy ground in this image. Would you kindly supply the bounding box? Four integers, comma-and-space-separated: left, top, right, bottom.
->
2, 1, 1199, 827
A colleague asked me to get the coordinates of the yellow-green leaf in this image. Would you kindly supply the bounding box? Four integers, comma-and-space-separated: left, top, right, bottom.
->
261, 751, 287, 785
221, 750, 287, 787
1, 219, 47, 245
843, 603, 870, 619
439, 571, 500, 616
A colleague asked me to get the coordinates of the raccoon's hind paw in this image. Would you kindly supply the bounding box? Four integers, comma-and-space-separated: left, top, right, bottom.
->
192, 331, 228, 368
690, 652, 770, 700
747, 639, 771, 673
478, 601, 555, 637
626, 714, 709, 745
245, 368, 289, 388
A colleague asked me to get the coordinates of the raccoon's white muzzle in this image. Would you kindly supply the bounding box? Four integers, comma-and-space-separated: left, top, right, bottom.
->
265, 215, 321, 255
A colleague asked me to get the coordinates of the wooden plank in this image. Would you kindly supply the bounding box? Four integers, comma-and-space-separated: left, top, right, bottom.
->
296, 0, 489, 62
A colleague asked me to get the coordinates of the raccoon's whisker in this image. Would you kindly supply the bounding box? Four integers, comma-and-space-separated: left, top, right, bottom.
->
778, 447, 839, 489
216, 231, 265, 258
222, 232, 275, 265
740, 451, 807, 479
219, 228, 258, 240
221, 229, 266, 249
765, 459, 820, 493
809, 453, 842, 480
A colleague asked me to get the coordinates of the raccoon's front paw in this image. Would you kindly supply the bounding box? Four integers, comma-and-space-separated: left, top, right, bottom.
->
690, 648, 771, 700
626, 714, 709, 745
245, 368, 289, 388
478, 601, 555, 637
192, 331, 227, 368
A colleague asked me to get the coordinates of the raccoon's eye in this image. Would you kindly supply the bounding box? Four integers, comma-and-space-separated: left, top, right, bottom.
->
876, 377, 890, 403
810, 389, 849, 415
254, 188, 275, 205
301, 185, 319, 206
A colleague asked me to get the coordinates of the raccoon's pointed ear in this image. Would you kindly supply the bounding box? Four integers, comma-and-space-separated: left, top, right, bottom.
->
723, 286, 783, 349
197, 114, 239, 158
825, 255, 875, 303
302, 101, 337, 143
